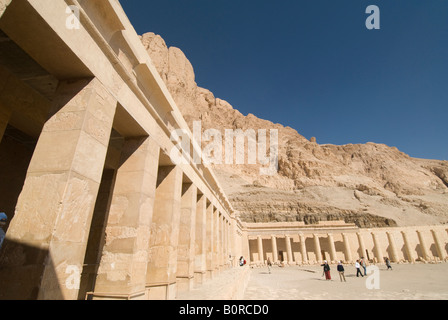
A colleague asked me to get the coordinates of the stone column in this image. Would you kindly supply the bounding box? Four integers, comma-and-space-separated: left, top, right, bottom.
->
431, 229, 446, 261
146, 165, 183, 300
224, 220, 230, 267
78, 168, 116, 300
386, 232, 399, 262
225, 219, 229, 266
417, 230, 430, 261
357, 232, 367, 260
194, 194, 207, 284
285, 235, 293, 264
342, 233, 353, 263
299, 233, 308, 264
221, 216, 225, 268
205, 204, 215, 279
401, 231, 415, 263
176, 182, 198, 293
327, 233, 337, 263
93, 137, 159, 300
313, 234, 322, 264
257, 236, 264, 264
0, 78, 117, 300
214, 210, 221, 272
371, 232, 384, 263
271, 235, 278, 263
219, 214, 224, 268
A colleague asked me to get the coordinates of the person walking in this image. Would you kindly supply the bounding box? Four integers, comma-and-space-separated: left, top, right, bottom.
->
337, 261, 346, 282
360, 257, 367, 276
321, 260, 331, 280
355, 259, 364, 277
385, 257, 393, 270
267, 257, 272, 274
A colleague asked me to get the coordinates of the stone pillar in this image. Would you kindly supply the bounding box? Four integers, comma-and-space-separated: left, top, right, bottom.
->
371, 232, 384, 263
0, 78, 117, 300
299, 233, 308, 264
401, 231, 415, 263
214, 210, 220, 272
257, 236, 264, 263
431, 229, 446, 261
313, 234, 322, 264
271, 235, 278, 263
285, 235, 293, 264
224, 220, 230, 267
146, 165, 183, 300
92, 137, 159, 300
222, 219, 227, 267
342, 233, 353, 263
176, 182, 197, 293
386, 232, 399, 262
220, 216, 225, 268
219, 214, 224, 268
417, 230, 430, 261
327, 233, 337, 263
205, 204, 215, 279
357, 232, 367, 260
194, 194, 207, 284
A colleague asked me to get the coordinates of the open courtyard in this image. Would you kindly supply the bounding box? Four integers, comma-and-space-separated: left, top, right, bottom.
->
243, 262, 448, 300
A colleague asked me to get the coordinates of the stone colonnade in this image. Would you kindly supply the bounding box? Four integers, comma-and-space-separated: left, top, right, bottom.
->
0, 74, 239, 300
0, 0, 245, 300
247, 224, 448, 266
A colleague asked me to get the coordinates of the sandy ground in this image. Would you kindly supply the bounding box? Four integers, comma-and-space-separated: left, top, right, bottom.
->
243, 262, 448, 300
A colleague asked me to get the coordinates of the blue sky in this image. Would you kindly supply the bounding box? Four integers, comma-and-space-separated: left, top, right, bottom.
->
121, 1, 448, 161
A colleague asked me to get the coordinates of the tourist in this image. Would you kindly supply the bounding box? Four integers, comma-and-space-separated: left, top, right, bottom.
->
321, 260, 331, 280
267, 257, 272, 274
239, 256, 246, 267
0, 212, 7, 249
360, 257, 367, 276
385, 257, 393, 270
355, 260, 364, 277
337, 261, 346, 282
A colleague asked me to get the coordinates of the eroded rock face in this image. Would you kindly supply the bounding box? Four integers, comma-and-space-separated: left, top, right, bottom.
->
140, 32, 448, 227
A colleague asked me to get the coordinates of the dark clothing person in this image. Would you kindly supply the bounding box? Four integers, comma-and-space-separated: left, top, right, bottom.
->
385, 257, 393, 270
321, 261, 331, 280
337, 261, 346, 282
355, 260, 364, 277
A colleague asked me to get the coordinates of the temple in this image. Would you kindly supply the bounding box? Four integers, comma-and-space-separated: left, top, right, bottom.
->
0, 0, 447, 300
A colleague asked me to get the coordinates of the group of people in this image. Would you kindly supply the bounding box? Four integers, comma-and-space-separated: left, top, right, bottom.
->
321, 259, 364, 282
321, 256, 392, 282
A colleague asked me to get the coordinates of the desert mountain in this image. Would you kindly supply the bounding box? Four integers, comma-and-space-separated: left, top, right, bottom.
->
140, 32, 448, 228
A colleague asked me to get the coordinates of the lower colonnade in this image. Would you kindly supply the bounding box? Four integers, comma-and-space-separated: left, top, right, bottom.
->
246, 221, 448, 266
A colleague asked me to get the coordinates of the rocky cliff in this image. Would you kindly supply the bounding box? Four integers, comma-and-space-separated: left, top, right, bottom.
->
140, 32, 448, 228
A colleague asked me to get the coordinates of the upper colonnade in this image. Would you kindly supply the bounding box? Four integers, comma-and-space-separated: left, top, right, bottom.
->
0, 0, 244, 300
